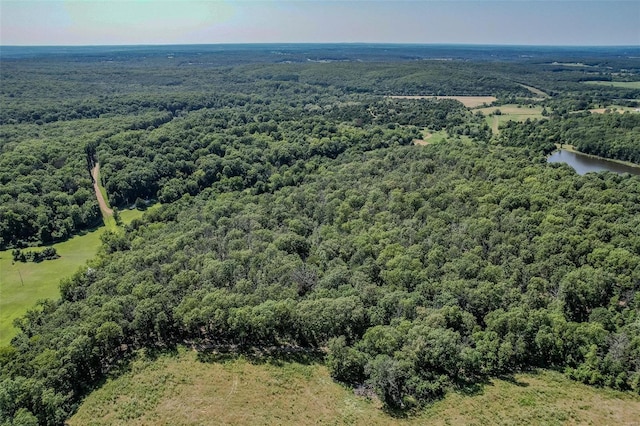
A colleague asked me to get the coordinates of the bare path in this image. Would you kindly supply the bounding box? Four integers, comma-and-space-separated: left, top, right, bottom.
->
91, 163, 113, 217
413, 132, 433, 146
518, 83, 549, 98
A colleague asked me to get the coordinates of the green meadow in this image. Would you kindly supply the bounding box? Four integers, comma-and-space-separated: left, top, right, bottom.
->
0, 206, 159, 346
476, 104, 545, 133
69, 348, 640, 426
0, 229, 104, 346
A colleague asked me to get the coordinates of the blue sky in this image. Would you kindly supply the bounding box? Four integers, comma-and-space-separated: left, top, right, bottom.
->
1, 1, 638, 46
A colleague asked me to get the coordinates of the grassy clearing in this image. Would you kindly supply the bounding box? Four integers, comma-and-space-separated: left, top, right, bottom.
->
424, 372, 640, 425
476, 104, 544, 134
0, 228, 104, 346
583, 81, 640, 89
414, 130, 469, 146
69, 348, 640, 426
0, 205, 161, 346
0, 196, 159, 346
387, 96, 497, 108
118, 203, 162, 224
414, 129, 449, 145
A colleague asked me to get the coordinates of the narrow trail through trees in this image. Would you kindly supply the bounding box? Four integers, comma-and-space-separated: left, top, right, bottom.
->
91, 163, 113, 217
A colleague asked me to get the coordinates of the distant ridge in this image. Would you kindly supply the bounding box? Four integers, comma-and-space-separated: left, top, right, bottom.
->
2, 44, 640, 62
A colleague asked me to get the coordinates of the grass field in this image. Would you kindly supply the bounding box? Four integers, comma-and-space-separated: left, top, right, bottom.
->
0, 205, 159, 346
69, 348, 640, 426
120, 203, 162, 223
583, 81, 640, 89
413, 129, 450, 145
0, 228, 104, 346
476, 104, 545, 133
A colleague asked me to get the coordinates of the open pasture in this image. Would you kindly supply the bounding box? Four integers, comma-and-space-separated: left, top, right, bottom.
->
517, 83, 549, 98
476, 104, 544, 133
69, 349, 640, 426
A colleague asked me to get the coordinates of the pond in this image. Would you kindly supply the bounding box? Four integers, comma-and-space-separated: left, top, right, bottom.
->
547, 149, 640, 176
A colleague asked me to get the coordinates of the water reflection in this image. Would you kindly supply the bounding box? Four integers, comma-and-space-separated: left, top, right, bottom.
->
547, 150, 640, 176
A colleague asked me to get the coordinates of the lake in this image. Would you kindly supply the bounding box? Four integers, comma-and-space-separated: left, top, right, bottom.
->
547, 150, 640, 176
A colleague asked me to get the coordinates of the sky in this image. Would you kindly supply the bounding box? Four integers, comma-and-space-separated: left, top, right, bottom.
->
1, 0, 639, 46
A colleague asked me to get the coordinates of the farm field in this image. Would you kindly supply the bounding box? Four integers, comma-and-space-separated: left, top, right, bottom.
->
387, 95, 497, 108
69, 348, 640, 426
583, 81, 640, 89
476, 104, 545, 133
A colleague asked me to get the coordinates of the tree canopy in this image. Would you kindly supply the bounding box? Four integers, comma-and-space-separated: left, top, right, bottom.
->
1, 45, 639, 425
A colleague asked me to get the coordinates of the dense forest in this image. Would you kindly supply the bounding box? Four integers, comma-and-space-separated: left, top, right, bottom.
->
1, 45, 639, 425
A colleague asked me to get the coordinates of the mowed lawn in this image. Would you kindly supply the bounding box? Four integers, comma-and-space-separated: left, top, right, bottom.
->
0, 206, 158, 346
69, 348, 640, 426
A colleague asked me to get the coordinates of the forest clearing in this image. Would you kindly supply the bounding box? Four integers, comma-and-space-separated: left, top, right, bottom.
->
69, 348, 640, 426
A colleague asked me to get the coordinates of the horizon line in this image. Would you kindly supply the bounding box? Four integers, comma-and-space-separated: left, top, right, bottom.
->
2, 42, 639, 49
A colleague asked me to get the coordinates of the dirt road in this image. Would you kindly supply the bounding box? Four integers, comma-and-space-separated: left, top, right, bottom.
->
91, 163, 113, 217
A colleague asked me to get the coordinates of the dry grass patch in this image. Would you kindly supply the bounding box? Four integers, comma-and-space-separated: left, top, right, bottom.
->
70, 349, 640, 426
413, 131, 433, 146
424, 372, 640, 426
